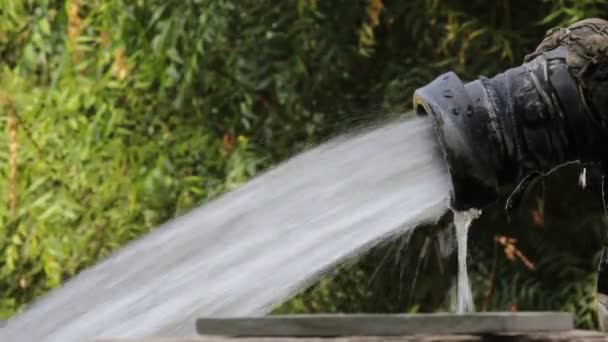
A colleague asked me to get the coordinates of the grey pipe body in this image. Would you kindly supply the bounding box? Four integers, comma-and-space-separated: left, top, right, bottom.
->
414, 18, 608, 328
414, 19, 608, 211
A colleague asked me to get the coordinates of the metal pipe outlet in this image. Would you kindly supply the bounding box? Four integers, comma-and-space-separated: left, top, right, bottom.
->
414, 18, 608, 211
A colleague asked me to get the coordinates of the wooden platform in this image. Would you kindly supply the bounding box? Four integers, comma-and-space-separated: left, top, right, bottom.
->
196, 313, 573, 337
95, 313, 608, 341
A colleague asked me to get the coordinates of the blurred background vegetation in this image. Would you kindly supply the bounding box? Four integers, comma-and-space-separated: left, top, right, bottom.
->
0, 0, 607, 329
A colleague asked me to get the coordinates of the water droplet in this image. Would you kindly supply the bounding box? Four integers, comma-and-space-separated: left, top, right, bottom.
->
442, 89, 454, 98
466, 105, 473, 117
452, 108, 460, 116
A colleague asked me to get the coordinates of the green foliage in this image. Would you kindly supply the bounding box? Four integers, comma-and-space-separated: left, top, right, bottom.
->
468, 168, 607, 328
0, 0, 607, 328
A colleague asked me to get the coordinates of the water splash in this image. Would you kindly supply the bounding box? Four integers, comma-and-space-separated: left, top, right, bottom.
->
1, 116, 452, 341
453, 209, 481, 313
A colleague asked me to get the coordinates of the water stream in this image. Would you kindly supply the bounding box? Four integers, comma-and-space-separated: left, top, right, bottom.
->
1, 116, 453, 341
453, 209, 481, 313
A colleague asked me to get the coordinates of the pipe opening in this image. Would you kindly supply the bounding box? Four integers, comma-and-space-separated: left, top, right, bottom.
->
416, 104, 428, 117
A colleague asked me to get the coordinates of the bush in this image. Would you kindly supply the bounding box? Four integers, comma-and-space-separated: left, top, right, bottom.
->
0, 0, 606, 327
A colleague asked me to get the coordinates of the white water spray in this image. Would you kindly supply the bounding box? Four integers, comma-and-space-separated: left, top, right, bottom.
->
1, 116, 452, 341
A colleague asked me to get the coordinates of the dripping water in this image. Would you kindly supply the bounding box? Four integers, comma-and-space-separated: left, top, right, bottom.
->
453, 209, 481, 313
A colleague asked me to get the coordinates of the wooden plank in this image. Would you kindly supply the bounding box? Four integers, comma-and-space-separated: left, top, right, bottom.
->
195, 313, 573, 337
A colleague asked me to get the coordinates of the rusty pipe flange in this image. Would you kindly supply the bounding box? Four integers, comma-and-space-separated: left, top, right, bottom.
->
414, 18, 608, 211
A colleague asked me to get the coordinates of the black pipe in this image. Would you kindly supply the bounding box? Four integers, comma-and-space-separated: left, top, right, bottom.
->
414, 18, 608, 211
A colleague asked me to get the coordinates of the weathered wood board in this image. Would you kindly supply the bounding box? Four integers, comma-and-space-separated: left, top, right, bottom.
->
195, 313, 573, 337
